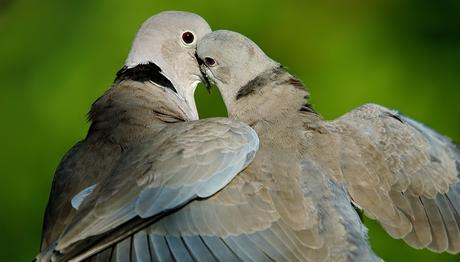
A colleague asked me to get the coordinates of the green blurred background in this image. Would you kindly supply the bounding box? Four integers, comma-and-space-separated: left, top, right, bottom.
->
1, 0, 459, 261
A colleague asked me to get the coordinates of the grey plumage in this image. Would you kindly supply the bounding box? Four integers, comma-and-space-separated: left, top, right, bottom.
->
195, 30, 460, 260
71, 184, 97, 210
36, 11, 260, 262
39, 12, 214, 251
37, 14, 460, 262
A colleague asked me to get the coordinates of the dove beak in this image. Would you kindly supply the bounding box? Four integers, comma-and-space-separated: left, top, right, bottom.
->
195, 52, 212, 94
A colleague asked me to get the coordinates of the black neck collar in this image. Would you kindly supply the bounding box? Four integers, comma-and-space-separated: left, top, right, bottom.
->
114, 62, 177, 93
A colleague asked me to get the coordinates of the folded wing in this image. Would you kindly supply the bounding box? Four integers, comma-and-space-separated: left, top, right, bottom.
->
40, 118, 259, 261
87, 161, 331, 262
84, 129, 334, 262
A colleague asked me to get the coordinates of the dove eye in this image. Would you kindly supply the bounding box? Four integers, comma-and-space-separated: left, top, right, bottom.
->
204, 57, 216, 67
181, 31, 195, 45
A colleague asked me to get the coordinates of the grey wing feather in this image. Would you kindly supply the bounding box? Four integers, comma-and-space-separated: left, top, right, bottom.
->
164, 235, 194, 262
132, 231, 152, 262
330, 103, 460, 253
149, 235, 173, 261
182, 236, 217, 261
114, 237, 131, 262
71, 184, 97, 210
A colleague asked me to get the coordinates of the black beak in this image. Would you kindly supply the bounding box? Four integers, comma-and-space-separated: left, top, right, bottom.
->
195, 52, 212, 94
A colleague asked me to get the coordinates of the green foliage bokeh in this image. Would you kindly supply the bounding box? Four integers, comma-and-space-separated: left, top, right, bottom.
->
0, 0, 459, 261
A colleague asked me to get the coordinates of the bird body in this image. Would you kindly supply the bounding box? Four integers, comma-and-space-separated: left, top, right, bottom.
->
210, 65, 379, 261
35, 11, 261, 261
196, 30, 460, 261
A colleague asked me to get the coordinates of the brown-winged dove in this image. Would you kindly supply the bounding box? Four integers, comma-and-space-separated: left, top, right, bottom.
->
194, 30, 460, 261
36, 13, 259, 261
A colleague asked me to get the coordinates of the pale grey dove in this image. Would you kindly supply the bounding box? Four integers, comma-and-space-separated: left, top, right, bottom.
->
36, 12, 258, 261
195, 30, 460, 261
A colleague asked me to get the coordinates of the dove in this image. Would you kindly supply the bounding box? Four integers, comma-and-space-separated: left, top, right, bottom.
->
196, 30, 460, 260
36, 12, 259, 262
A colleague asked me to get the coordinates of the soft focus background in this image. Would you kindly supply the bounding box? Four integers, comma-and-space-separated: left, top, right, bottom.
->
1, 0, 459, 261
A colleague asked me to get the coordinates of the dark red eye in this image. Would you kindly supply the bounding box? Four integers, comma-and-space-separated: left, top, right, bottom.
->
205, 57, 216, 66
181, 31, 195, 44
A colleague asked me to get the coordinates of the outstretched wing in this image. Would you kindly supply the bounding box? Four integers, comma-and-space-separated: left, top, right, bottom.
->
41, 118, 258, 261
330, 103, 460, 253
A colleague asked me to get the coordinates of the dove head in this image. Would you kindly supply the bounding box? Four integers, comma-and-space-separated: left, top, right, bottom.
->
196, 30, 279, 114
121, 11, 212, 120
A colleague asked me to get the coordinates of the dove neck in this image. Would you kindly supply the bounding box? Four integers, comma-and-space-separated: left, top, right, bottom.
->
228, 67, 319, 125
87, 80, 193, 144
